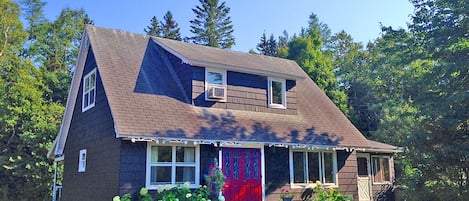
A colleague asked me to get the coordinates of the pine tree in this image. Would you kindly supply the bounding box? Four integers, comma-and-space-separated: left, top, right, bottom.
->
256, 32, 268, 55
160, 11, 181, 40
144, 16, 160, 37
256, 32, 278, 56
188, 0, 235, 48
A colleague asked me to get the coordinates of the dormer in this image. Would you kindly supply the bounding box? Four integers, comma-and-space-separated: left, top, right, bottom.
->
152, 37, 305, 114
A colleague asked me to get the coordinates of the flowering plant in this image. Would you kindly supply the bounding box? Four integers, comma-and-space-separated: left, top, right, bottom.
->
204, 158, 226, 200
280, 188, 295, 199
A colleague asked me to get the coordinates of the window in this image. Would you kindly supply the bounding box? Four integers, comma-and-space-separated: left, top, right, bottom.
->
82, 69, 96, 112
205, 68, 227, 101
290, 150, 337, 187
268, 78, 286, 108
78, 149, 87, 172
146, 143, 200, 189
372, 156, 391, 183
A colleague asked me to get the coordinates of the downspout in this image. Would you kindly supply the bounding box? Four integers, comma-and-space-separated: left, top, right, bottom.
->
52, 160, 58, 201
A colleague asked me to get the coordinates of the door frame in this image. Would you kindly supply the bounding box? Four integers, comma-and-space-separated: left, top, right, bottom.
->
356, 152, 372, 201
219, 145, 265, 201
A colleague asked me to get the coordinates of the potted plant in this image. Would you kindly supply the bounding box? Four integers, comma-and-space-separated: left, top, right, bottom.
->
280, 188, 295, 201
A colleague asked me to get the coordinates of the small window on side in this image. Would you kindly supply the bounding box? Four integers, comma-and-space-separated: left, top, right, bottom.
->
268, 78, 286, 108
78, 149, 87, 172
82, 69, 96, 112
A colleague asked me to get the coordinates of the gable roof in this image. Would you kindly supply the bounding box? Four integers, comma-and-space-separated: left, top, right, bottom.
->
49, 25, 400, 158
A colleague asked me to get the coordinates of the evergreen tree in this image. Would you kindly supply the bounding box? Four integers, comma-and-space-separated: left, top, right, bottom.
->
188, 0, 235, 48
256, 32, 268, 55
287, 13, 348, 115
160, 11, 181, 40
144, 16, 161, 37
267, 34, 278, 56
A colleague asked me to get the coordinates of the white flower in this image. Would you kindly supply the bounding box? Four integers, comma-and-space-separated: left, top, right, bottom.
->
218, 195, 225, 201
157, 185, 165, 193
183, 181, 191, 189
164, 184, 172, 191
186, 193, 192, 198
112, 196, 120, 201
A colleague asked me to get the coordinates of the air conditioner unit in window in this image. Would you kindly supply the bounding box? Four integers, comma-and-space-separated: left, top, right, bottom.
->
208, 86, 225, 99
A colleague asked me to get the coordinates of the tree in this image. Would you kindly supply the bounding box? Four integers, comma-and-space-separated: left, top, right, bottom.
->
286, 13, 348, 115
188, 0, 235, 48
256, 32, 278, 56
144, 16, 160, 37
23, 6, 91, 104
0, 1, 64, 200
160, 11, 181, 40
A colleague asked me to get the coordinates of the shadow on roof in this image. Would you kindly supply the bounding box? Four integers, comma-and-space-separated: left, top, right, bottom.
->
151, 109, 343, 146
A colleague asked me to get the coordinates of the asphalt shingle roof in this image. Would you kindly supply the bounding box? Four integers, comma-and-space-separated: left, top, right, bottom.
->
86, 25, 378, 148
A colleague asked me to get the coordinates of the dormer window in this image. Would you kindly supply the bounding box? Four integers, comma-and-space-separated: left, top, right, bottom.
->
268, 78, 286, 108
205, 68, 227, 101
82, 69, 96, 112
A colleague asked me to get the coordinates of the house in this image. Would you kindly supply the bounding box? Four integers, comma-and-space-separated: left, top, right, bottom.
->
48, 25, 401, 201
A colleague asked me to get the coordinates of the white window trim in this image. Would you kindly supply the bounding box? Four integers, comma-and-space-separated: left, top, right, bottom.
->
371, 155, 392, 184
268, 77, 286, 109
146, 142, 200, 189
205, 68, 227, 102
82, 69, 96, 112
78, 149, 87, 173
289, 149, 338, 188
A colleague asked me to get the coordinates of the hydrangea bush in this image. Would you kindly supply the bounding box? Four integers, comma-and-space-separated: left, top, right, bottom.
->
113, 183, 210, 201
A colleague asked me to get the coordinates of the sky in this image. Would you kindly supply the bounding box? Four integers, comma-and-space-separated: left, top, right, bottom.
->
42, 0, 414, 52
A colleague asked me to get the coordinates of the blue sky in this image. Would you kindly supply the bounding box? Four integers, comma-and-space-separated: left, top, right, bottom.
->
42, 0, 414, 52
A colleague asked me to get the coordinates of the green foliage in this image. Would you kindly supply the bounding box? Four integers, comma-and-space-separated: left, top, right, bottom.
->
204, 158, 226, 200
309, 182, 351, 201
114, 185, 210, 201
286, 13, 349, 115
160, 11, 182, 41
188, 0, 235, 48
144, 16, 161, 37
0, 1, 86, 200
256, 32, 278, 56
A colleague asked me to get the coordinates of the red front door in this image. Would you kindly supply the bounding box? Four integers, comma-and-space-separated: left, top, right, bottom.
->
222, 148, 262, 201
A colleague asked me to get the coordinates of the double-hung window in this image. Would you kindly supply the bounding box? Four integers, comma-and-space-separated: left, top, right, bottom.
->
268, 78, 286, 108
372, 156, 391, 183
205, 68, 227, 101
147, 143, 200, 188
290, 150, 337, 187
82, 69, 96, 112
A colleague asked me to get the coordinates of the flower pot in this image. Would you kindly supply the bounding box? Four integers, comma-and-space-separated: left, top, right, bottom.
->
282, 198, 293, 201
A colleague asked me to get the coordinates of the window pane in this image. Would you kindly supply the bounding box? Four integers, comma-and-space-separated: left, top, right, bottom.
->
85, 77, 90, 91
90, 73, 96, 88
207, 72, 223, 85
372, 158, 382, 182
308, 152, 320, 183
245, 152, 251, 179
357, 157, 368, 176
84, 93, 89, 107
382, 158, 390, 182
176, 147, 195, 163
176, 167, 195, 183
271, 80, 283, 104
157, 146, 172, 162
323, 152, 334, 183
150, 166, 171, 184
293, 152, 305, 183
89, 89, 95, 105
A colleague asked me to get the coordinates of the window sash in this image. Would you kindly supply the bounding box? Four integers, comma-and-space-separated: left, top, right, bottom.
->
147, 144, 199, 187
291, 150, 336, 186
82, 70, 96, 111
268, 78, 286, 108
372, 156, 391, 183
